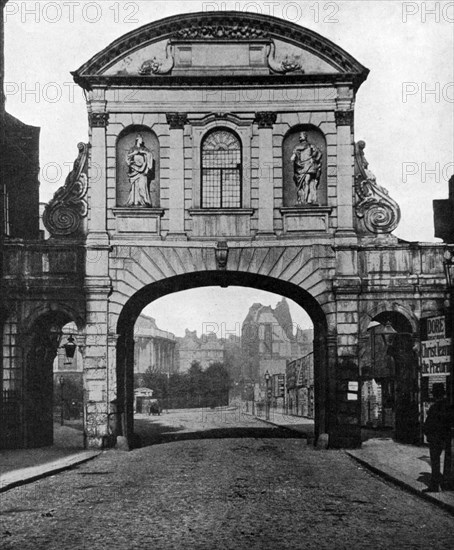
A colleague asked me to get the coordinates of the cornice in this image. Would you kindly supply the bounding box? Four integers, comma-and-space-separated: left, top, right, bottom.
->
74, 72, 363, 91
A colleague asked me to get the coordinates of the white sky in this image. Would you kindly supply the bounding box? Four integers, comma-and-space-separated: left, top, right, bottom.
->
4, 0, 453, 242
142, 287, 313, 337
3, 1, 454, 334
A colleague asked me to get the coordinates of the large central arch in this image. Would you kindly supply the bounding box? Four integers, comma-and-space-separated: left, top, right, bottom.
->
116, 271, 329, 444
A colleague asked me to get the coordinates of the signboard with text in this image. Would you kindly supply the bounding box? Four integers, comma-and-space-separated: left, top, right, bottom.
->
421, 338, 452, 375
421, 316, 451, 377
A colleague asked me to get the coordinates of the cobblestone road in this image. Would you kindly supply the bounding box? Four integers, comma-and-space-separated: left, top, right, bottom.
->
1, 409, 454, 550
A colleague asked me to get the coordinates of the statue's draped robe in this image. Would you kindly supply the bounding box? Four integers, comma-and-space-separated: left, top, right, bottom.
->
292, 143, 321, 204
126, 146, 154, 206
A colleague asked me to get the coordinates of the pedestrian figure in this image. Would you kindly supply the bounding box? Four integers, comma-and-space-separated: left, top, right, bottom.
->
423, 383, 454, 492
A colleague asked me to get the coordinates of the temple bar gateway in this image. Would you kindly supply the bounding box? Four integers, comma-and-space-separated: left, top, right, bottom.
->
1, 11, 453, 450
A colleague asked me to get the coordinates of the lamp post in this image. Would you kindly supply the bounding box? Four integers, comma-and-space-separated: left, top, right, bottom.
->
63, 334, 77, 362
265, 370, 271, 421
59, 375, 65, 426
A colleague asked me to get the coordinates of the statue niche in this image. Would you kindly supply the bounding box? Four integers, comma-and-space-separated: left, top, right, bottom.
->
283, 127, 326, 207
116, 127, 160, 207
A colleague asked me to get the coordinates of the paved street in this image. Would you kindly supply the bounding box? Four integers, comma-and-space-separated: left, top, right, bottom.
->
1, 409, 454, 550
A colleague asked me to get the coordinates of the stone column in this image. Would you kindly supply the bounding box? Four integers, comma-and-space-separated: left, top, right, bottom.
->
86, 106, 110, 279
151, 339, 156, 369
329, 281, 362, 448
335, 110, 355, 237
106, 332, 119, 439
87, 100, 109, 242
255, 112, 277, 239
83, 285, 110, 449
83, 96, 112, 449
166, 113, 188, 240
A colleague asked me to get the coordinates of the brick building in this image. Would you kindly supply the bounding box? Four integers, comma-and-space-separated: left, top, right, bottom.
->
175, 329, 226, 372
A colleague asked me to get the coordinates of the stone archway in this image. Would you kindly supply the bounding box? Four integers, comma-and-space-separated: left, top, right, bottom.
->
115, 271, 329, 446
360, 309, 420, 444
22, 311, 75, 447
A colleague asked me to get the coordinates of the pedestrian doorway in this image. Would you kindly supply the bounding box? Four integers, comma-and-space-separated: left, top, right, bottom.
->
361, 312, 419, 444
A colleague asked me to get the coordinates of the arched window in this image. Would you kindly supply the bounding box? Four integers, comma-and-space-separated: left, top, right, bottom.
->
201, 129, 242, 208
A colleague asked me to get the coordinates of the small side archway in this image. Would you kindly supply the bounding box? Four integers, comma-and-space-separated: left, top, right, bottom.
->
360, 307, 420, 443
21, 308, 84, 448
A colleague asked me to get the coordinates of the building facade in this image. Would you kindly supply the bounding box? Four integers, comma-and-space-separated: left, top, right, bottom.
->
133, 314, 176, 375
175, 329, 226, 372
241, 298, 311, 384
1, 10, 452, 450
287, 352, 315, 418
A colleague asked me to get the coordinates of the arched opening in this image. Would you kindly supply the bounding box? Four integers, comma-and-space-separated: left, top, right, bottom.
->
361, 311, 419, 444
20, 311, 83, 449
116, 272, 328, 446
52, 322, 84, 444
201, 128, 242, 208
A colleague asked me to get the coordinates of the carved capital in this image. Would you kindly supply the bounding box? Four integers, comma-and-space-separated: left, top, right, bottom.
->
335, 110, 354, 127
254, 112, 277, 128
166, 112, 188, 129
89, 112, 110, 128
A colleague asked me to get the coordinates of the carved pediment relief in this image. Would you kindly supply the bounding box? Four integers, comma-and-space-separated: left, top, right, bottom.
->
103, 37, 338, 77
73, 11, 368, 86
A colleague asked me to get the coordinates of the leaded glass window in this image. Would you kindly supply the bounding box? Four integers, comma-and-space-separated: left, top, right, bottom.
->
201, 130, 242, 208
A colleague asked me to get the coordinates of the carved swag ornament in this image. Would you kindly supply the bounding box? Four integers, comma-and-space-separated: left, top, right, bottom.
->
43, 143, 89, 237
354, 141, 401, 234
176, 23, 269, 40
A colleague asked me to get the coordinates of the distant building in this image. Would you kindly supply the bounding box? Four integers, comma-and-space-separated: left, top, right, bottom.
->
241, 298, 312, 384
134, 314, 176, 375
286, 352, 314, 418
175, 329, 226, 372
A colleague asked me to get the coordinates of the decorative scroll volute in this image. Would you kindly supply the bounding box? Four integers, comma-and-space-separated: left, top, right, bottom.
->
139, 40, 174, 75
354, 141, 401, 235
43, 143, 89, 237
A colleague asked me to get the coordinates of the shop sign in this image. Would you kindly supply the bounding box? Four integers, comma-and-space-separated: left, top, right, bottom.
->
426, 315, 447, 339
421, 315, 451, 376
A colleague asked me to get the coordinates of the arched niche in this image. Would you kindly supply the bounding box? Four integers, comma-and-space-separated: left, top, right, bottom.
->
282, 125, 327, 207
116, 126, 160, 207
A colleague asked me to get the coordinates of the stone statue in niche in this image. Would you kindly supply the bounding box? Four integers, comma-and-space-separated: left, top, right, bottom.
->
291, 132, 322, 205
126, 134, 154, 207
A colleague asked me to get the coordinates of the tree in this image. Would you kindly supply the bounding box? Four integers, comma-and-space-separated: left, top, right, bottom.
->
205, 362, 231, 408
136, 366, 168, 400
188, 360, 205, 406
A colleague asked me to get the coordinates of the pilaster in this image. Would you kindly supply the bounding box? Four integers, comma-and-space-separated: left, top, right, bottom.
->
335, 109, 355, 239
166, 112, 188, 240
83, 282, 111, 449
255, 112, 277, 239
